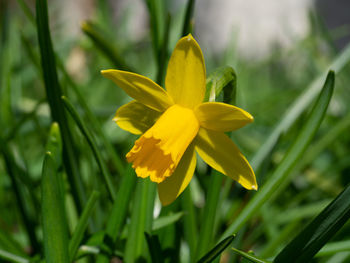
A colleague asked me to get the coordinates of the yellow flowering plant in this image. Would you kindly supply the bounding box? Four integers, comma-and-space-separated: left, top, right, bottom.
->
102, 34, 257, 205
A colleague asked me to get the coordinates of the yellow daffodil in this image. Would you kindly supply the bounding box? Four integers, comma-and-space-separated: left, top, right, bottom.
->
101, 34, 257, 206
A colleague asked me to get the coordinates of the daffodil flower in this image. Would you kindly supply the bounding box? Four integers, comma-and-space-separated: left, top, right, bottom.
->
101, 34, 257, 206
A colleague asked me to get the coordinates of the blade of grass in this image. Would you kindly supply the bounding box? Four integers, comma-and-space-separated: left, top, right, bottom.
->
69, 190, 100, 261
197, 235, 235, 263
0, 231, 27, 258
195, 171, 224, 260
145, 0, 166, 59
181, 187, 198, 262
81, 21, 134, 72
152, 211, 184, 231
221, 71, 335, 239
273, 183, 350, 263
42, 123, 69, 263
316, 240, 350, 257
145, 232, 164, 263
105, 165, 137, 238
95, 165, 137, 263
36, 0, 86, 213
251, 44, 350, 171
182, 0, 195, 36
205, 66, 237, 103
0, 250, 30, 263
231, 248, 270, 263
124, 179, 154, 263
62, 96, 117, 201
16, 0, 35, 25
0, 135, 40, 253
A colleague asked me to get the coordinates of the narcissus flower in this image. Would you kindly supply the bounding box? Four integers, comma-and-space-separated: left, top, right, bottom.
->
101, 34, 257, 205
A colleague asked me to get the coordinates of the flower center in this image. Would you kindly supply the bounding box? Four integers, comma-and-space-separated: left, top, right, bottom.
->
126, 104, 200, 183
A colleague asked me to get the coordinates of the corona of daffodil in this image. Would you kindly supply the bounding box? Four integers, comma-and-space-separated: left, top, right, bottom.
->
102, 34, 257, 205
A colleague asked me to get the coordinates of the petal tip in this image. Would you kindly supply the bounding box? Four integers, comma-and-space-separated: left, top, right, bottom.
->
251, 184, 258, 190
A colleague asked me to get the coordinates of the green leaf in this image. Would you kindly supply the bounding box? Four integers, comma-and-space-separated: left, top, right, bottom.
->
145, 232, 164, 263
221, 71, 335, 239
152, 212, 184, 231
181, 187, 198, 262
205, 66, 237, 104
274, 183, 350, 262
251, 43, 350, 172
195, 171, 224, 260
197, 235, 235, 263
124, 179, 155, 263
0, 136, 40, 253
69, 190, 100, 261
42, 124, 69, 263
62, 96, 117, 201
96, 166, 137, 263
231, 248, 270, 263
0, 249, 30, 263
36, 0, 86, 213
182, 0, 195, 36
81, 21, 134, 71
316, 240, 350, 257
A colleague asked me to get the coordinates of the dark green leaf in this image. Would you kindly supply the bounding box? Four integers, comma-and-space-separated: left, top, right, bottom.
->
205, 66, 237, 104
69, 190, 100, 261
182, 0, 195, 36
36, 0, 86, 213
197, 235, 235, 263
145, 232, 164, 263
274, 183, 350, 262
42, 124, 69, 263
231, 248, 270, 263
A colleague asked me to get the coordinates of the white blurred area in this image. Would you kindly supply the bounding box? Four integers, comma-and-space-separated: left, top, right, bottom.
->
195, 0, 314, 59
58, 0, 315, 59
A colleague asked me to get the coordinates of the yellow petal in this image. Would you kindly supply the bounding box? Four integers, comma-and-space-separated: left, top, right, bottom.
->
158, 143, 196, 206
165, 34, 206, 108
195, 102, 253, 132
194, 128, 257, 190
101, 69, 174, 112
113, 100, 161, 135
126, 104, 199, 183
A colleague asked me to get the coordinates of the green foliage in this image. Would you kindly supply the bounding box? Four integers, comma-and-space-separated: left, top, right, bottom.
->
1, 0, 350, 262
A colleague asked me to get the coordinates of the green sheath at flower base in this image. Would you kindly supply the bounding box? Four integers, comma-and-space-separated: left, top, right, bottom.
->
101, 34, 257, 206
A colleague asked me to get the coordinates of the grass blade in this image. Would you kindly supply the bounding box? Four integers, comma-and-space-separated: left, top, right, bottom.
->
197, 235, 235, 263
95, 166, 137, 263
0, 135, 40, 253
69, 190, 100, 261
274, 183, 350, 262
145, 232, 164, 263
182, 0, 195, 36
124, 179, 154, 263
221, 71, 335, 239
81, 21, 134, 71
181, 187, 198, 262
205, 66, 237, 103
36, 0, 86, 213
251, 44, 350, 171
316, 240, 350, 257
195, 171, 224, 260
231, 248, 270, 263
42, 124, 69, 263
0, 249, 30, 263
62, 96, 117, 201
